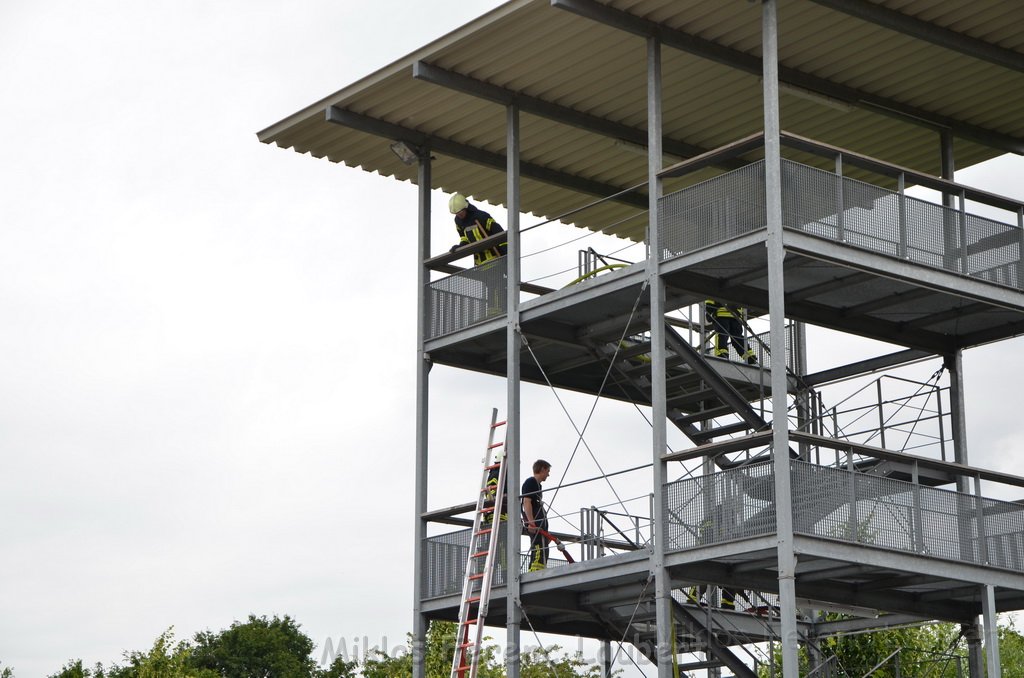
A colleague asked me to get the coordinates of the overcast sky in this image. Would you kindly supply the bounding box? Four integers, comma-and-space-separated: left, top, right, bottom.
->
2, 1, 1024, 675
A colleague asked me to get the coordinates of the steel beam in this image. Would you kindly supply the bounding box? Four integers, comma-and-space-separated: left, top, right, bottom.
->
412, 61, 717, 163
982, 585, 1001, 677
505, 103, 523, 678
806, 0, 1024, 74
550, 0, 1024, 154
762, 2, 799, 673
325, 106, 648, 208
412, 148, 431, 678
802, 348, 932, 386
645, 35, 675, 678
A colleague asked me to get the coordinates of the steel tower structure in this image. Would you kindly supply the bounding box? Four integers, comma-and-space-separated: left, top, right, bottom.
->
261, 2, 1024, 675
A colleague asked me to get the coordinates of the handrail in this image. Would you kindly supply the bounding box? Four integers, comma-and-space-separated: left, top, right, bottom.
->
663, 429, 1024, 488
659, 129, 1024, 216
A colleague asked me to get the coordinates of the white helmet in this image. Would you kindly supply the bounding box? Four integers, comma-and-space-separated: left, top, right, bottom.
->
448, 193, 468, 214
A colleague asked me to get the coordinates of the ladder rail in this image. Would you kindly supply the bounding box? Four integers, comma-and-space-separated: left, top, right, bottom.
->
450, 409, 508, 678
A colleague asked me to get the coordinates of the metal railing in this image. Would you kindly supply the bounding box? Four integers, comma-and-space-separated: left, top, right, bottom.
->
664, 459, 1024, 571
656, 135, 1024, 292
807, 374, 951, 462
425, 257, 507, 338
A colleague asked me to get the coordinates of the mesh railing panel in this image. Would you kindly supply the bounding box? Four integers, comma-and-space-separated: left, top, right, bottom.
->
656, 158, 1021, 289
658, 161, 766, 257
421, 523, 578, 599
665, 460, 1024, 571
423, 528, 472, 599
665, 462, 776, 552
781, 161, 1024, 290
981, 497, 1024, 570
966, 212, 1023, 288
426, 258, 507, 339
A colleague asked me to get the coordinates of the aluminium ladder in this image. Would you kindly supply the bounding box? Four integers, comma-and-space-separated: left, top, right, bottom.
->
450, 409, 508, 678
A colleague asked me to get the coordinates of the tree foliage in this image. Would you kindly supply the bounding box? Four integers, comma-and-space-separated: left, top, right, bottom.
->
189, 615, 318, 678
756, 619, 970, 677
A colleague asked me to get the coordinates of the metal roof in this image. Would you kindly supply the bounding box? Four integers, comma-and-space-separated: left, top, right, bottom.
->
258, 0, 1024, 241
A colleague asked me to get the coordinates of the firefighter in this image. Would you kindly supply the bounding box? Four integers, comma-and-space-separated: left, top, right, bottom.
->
448, 193, 508, 265
522, 459, 551, 571
705, 299, 757, 364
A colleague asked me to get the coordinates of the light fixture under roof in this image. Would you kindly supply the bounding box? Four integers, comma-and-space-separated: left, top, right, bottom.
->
389, 140, 420, 165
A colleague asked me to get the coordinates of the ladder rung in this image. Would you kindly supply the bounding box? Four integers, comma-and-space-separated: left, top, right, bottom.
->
487, 442, 503, 449
462, 618, 478, 626
469, 573, 484, 580
492, 420, 507, 428
480, 507, 495, 514
475, 528, 492, 536
484, 463, 501, 470
455, 666, 471, 673
466, 596, 481, 604
458, 641, 475, 649
471, 551, 489, 558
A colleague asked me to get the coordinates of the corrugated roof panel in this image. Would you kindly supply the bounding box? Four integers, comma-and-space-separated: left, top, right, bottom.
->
260, 0, 1024, 239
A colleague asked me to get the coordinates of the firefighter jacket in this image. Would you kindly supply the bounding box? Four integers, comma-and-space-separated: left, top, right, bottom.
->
704, 299, 745, 320
454, 204, 508, 265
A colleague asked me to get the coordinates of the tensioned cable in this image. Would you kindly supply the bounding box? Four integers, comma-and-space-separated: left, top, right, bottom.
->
520, 279, 649, 518
521, 212, 647, 261
605, 573, 654, 674
519, 182, 649, 236
517, 605, 564, 678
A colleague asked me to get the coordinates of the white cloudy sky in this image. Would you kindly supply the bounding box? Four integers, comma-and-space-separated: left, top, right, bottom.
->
2, 1, 1024, 675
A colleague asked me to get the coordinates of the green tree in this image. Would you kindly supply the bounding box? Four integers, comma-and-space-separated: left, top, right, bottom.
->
757, 620, 966, 677
359, 622, 604, 678
519, 644, 604, 678
2, 663, 14, 678
189, 614, 319, 678
360, 621, 502, 678
104, 628, 216, 678
47, 658, 105, 678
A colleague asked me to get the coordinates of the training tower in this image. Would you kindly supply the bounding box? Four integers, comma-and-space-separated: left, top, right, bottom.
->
261, 1, 1024, 676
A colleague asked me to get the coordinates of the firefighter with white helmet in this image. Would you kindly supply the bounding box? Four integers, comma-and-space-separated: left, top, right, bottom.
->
448, 193, 507, 265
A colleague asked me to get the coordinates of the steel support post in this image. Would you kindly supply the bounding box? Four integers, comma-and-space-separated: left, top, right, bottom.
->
645, 35, 674, 678
763, 2, 799, 675
963, 622, 984, 677
505, 103, 524, 678
947, 350, 970, 492
982, 585, 1001, 677
412, 149, 432, 678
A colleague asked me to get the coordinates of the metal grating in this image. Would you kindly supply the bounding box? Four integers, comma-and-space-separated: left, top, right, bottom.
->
658, 161, 766, 257
422, 524, 572, 599
782, 160, 1024, 291
664, 460, 1024, 572
426, 258, 508, 339
658, 157, 1023, 291
664, 462, 776, 552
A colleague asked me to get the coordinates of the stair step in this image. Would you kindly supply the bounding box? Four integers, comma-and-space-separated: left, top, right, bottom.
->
690, 421, 755, 442
673, 404, 738, 426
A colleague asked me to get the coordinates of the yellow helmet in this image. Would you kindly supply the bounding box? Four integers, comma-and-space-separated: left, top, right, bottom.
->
448, 193, 468, 214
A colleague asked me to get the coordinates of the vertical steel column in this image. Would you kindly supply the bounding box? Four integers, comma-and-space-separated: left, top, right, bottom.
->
963, 622, 984, 677
835, 153, 845, 242
762, 2, 799, 675
982, 584, 1001, 677
412, 149, 432, 678
1017, 207, 1024, 291
947, 351, 970, 492
940, 131, 957, 271
505, 103, 524, 678
645, 35, 673, 678
897, 172, 908, 259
